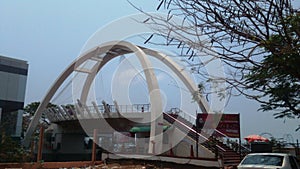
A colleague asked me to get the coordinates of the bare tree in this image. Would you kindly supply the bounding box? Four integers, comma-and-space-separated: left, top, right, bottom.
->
132, 0, 300, 125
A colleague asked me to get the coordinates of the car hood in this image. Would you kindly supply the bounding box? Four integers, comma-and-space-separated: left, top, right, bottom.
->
237, 164, 284, 169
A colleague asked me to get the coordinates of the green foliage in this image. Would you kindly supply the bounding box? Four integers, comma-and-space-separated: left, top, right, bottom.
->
24, 102, 57, 116
246, 13, 300, 127
0, 134, 30, 162
23, 102, 58, 135
24, 102, 40, 116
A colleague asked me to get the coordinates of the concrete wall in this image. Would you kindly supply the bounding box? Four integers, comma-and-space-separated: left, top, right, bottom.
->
0, 55, 28, 137
0, 55, 28, 113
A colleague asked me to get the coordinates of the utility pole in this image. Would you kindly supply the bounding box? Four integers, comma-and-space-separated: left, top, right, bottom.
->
92, 129, 98, 164
296, 139, 299, 156
195, 111, 199, 158
37, 126, 44, 162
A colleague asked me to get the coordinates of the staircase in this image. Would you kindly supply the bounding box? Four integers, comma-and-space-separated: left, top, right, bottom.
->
214, 138, 243, 166
163, 112, 248, 167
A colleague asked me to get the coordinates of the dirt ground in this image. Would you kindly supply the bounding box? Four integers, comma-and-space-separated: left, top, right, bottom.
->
0, 159, 221, 169
77, 163, 160, 169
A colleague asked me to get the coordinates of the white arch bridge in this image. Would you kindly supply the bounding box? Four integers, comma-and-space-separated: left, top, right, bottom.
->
24, 41, 212, 155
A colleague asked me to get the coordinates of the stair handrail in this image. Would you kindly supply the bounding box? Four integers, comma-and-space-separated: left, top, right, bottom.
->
164, 113, 226, 153
214, 129, 251, 153
164, 112, 208, 140
167, 108, 251, 154
167, 108, 197, 125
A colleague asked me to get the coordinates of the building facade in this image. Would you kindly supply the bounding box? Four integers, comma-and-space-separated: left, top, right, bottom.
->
0, 55, 28, 137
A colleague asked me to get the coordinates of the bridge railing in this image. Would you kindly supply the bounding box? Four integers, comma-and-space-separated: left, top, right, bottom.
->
86, 104, 150, 114
45, 104, 151, 122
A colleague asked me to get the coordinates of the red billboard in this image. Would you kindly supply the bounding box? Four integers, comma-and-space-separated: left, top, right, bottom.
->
196, 113, 240, 138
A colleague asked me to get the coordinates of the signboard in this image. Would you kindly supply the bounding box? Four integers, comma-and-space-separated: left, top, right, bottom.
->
196, 113, 240, 138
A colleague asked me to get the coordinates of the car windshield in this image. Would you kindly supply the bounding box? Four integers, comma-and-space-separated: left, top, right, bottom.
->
241, 155, 284, 166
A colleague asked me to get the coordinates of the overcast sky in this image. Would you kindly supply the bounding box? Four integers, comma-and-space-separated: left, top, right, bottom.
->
0, 0, 299, 142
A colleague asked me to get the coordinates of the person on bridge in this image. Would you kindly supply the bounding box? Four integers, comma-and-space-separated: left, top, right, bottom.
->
106, 104, 110, 113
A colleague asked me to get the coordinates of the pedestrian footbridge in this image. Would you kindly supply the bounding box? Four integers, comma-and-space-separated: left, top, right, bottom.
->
39, 100, 249, 167
24, 41, 248, 168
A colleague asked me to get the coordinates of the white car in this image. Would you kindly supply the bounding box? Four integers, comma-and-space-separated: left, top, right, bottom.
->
237, 153, 300, 169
